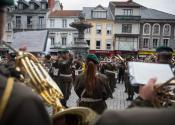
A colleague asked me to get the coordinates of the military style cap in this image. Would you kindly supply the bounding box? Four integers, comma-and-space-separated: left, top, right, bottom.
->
86, 54, 99, 64
156, 46, 173, 53
0, 0, 14, 6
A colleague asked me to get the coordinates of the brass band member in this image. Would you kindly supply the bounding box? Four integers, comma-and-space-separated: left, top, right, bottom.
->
58, 49, 73, 108
74, 54, 112, 114
104, 57, 117, 93
93, 78, 175, 125
0, 0, 51, 125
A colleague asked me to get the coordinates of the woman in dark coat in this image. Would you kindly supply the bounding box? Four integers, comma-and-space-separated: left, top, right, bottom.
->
74, 54, 112, 114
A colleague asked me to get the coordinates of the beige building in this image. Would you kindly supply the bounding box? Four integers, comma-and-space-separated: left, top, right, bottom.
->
83, 5, 115, 56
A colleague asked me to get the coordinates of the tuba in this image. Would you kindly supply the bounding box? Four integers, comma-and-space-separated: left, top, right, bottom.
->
3, 41, 97, 125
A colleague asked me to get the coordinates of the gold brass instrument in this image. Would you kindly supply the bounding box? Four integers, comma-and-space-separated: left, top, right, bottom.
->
2, 41, 97, 125
115, 54, 125, 62
153, 77, 175, 108
144, 54, 157, 63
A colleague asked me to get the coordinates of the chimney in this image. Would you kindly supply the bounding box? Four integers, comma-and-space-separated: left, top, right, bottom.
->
48, 0, 55, 9
128, 0, 132, 2
60, 3, 63, 10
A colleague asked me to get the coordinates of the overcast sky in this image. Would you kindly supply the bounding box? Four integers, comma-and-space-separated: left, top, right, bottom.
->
15, 0, 175, 15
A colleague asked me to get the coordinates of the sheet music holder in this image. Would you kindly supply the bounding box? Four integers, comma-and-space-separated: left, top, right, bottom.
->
128, 62, 174, 85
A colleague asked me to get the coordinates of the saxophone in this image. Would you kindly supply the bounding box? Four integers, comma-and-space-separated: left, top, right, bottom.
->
3, 41, 97, 125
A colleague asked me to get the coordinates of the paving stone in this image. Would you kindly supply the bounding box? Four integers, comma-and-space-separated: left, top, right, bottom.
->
67, 84, 134, 110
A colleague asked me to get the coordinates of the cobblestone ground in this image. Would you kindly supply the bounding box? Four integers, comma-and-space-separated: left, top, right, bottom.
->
67, 83, 133, 110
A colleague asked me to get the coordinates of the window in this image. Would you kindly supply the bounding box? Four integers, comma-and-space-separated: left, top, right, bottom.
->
163, 39, 169, 46
92, 11, 107, 19
86, 28, 91, 34
163, 24, 171, 36
96, 25, 102, 34
86, 40, 90, 46
123, 9, 133, 16
50, 19, 55, 28
62, 19, 67, 28
18, 3, 23, 9
153, 38, 159, 48
41, 4, 46, 9
143, 23, 151, 35
50, 37, 55, 46
152, 24, 160, 35
96, 40, 101, 49
7, 23, 11, 31
106, 40, 111, 50
143, 38, 149, 48
39, 16, 44, 28
16, 16, 21, 28
106, 24, 112, 35
27, 16, 32, 29
30, 3, 34, 9
122, 24, 132, 33
62, 37, 67, 45
74, 37, 78, 43
7, 35, 11, 42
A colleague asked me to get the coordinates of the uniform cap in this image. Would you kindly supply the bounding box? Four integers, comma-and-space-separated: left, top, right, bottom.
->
156, 46, 173, 53
0, 0, 14, 6
86, 54, 99, 64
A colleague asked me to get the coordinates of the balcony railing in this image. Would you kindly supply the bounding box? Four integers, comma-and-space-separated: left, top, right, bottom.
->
115, 15, 141, 21
13, 24, 46, 30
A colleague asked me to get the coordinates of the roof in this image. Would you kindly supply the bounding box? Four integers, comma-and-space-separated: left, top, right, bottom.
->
110, 1, 140, 8
49, 10, 81, 17
141, 7, 175, 20
82, 7, 113, 20
11, 30, 48, 53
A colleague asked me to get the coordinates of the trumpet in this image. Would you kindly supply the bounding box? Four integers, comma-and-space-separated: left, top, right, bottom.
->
2, 41, 97, 125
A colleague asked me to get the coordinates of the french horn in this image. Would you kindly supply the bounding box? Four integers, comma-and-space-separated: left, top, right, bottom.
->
2, 41, 97, 125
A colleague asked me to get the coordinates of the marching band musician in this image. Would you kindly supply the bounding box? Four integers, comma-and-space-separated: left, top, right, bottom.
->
93, 78, 175, 125
49, 53, 61, 86
104, 57, 118, 93
74, 54, 112, 114
0, 0, 51, 124
58, 49, 73, 108
156, 46, 174, 72
130, 46, 174, 107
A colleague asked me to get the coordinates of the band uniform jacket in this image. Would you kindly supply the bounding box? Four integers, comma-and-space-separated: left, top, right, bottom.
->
0, 74, 51, 125
93, 107, 175, 125
74, 73, 112, 114
49, 61, 60, 85
104, 63, 117, 93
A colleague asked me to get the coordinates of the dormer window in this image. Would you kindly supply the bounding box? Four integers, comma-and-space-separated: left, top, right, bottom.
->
41, 4, 46, 9
92, 11, 107, 19
18, 3, 23, 9
123, 9, 133, 16
30, 3, 34, 9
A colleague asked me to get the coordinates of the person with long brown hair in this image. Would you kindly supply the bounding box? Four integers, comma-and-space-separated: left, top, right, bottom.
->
74, 54, 112, 114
